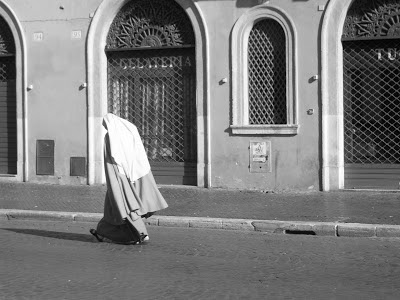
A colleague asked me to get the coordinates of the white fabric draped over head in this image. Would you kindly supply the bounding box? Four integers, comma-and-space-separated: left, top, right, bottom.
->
103, 113, 150, 182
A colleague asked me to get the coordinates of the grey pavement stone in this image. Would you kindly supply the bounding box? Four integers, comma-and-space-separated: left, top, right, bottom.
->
1, 209, 400, 239
0, 212, 7, 221
337, 224, 376, 237
156, 216, 191, 228
2, 181, 400, 226
252, 220, 290, 233
376, 226, 400, 238
252, 220, 330, 234
74, 213, 102, 223
144, 217, 159, 226
3, 209, 75, 221
222, 219, 254, 231
310, 223, 337, 236
189, 218, 223, 230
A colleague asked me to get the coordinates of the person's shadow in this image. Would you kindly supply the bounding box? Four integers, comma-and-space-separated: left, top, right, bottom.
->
2, 228, 96, 243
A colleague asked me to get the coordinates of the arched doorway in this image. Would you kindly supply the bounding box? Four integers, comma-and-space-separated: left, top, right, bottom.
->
105, 0, 197, 185
342, 0, 400, 189
0, 16, 16, 175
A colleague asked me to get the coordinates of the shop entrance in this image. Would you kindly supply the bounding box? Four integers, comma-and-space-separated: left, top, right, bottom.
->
0, 17, 16, 175
342, 1, 400, 189
106, 0, 197, 185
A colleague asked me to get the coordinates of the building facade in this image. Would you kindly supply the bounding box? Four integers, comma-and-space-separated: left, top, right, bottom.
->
0, 0, 399, 191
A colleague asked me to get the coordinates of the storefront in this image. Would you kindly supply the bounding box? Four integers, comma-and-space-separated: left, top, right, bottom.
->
322, 0, 400, 190
0, 2, 25, 183
1, 0, 398, 191
87, 0, 208, 187
0, 16, 16, 175
105, 0, 198, 185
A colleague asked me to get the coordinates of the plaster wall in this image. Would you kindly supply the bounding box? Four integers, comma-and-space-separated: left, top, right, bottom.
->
195, 0, 329, 191
0, 0, 336, 191
5, 0, 102, 184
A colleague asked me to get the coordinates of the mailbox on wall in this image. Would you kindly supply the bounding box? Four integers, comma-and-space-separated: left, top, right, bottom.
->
249, 141, 271, 173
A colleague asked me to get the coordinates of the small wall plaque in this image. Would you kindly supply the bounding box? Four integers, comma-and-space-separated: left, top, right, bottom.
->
249, 141, 271, 173
33, 32, 44, 42
71, 30, 82, 39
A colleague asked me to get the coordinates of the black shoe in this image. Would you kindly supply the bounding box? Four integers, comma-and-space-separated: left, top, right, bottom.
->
90, 229, 103, 242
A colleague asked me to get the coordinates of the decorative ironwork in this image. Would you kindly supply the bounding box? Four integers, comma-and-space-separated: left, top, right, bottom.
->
343, 39, 400, 164
0, 16, 15, 55
107, 48, 197, 163
343, 0, 400, 40
248, 19, 287, 125
0, 56, 15, 81
106, 0, 195, 50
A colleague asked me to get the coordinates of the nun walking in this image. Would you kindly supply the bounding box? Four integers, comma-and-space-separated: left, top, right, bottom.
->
90, 113, 168, 244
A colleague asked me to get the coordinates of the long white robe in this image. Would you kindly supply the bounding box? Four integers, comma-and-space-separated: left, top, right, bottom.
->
96, 114, 168, 243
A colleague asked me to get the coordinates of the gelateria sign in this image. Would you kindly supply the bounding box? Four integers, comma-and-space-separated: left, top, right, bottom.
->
375, 48, 400, 61
118, 55, 193, 70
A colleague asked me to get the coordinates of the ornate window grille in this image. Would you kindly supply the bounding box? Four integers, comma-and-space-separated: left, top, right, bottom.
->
342, 0, 400, 41
106, 0, 194, 50
230, 8, 298, 135
0, 17, 15, 56
248, 19, 287, 125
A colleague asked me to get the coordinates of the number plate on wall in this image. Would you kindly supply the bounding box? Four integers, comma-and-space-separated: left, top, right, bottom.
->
249, 141, 271, 173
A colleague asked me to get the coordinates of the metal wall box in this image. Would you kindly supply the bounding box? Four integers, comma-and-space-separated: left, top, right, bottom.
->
249, 141, 271, 173
70, 157, 86, 176
36, 140, 54, 175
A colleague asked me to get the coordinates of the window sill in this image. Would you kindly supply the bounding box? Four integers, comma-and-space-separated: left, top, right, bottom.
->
230, 125, 299, 135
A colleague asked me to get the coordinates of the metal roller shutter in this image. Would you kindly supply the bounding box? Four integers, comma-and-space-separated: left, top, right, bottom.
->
0, 56, 16, 174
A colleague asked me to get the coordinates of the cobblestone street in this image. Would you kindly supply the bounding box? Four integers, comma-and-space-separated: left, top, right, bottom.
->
1, 220, 400, 299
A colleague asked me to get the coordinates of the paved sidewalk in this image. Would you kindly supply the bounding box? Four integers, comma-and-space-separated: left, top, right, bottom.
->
1, 182, 400, 237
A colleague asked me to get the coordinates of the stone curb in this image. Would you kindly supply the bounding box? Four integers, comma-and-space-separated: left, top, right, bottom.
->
1, 209, 400, 238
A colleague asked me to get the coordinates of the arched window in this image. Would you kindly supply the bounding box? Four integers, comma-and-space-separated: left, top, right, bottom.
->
248, 19, 287, 125
231, 7, 298, 135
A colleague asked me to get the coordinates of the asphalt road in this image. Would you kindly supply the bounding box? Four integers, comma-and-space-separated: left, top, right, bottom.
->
1, 220, 400, 299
